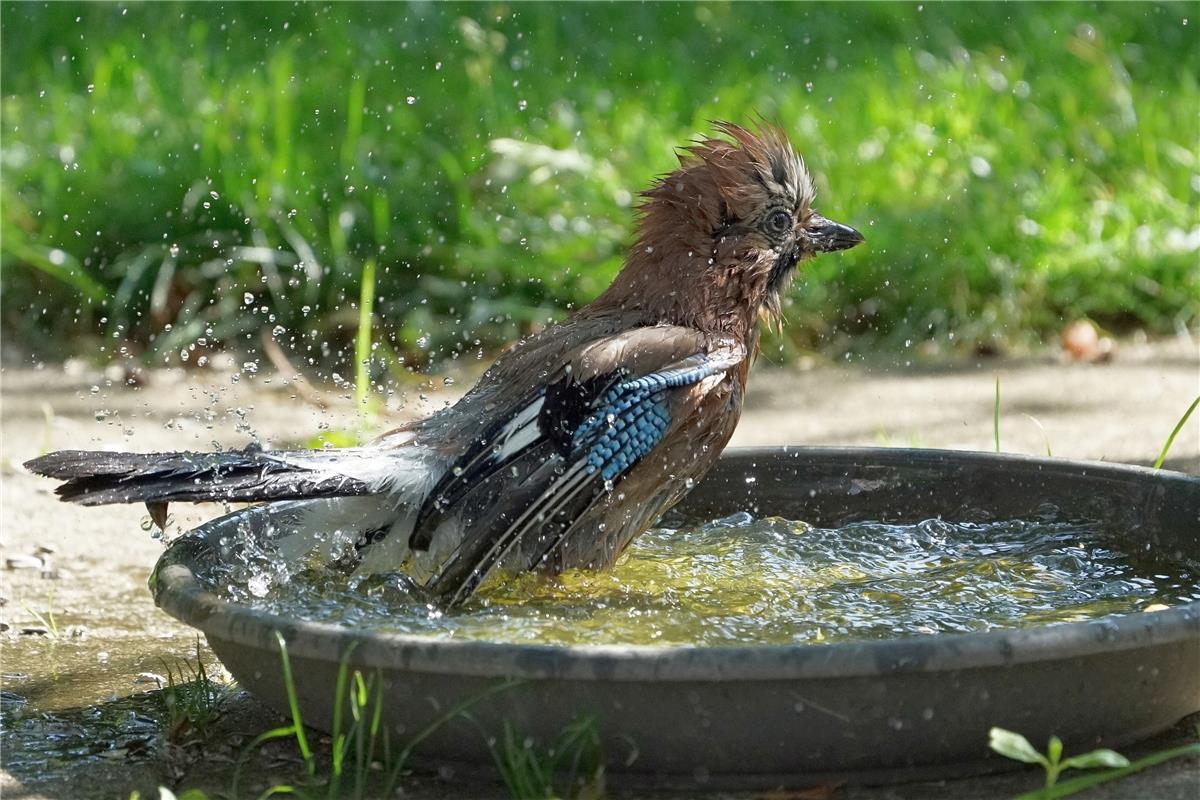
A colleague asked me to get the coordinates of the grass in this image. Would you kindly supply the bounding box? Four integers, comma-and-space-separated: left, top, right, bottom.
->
1153, 395, 1200, 470
2, 3, 1197, 369
994, 376, 1002, 453
23, 587, 59, 639
486, 715, 606, 800
158, 640, 229, 742
229, 632, 532, 799
353, 257, 377, 417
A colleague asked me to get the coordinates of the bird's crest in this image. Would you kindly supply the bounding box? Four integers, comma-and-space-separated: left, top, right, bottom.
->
597, 121, 858, 337
640, 121, 815, 229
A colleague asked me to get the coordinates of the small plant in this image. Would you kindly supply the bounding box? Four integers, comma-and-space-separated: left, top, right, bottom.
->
989, 727, 1128, 789
23, 587, 59, 640
487, 714, 606, 800
158, 639, 229, 741
990, 725, 1200, 799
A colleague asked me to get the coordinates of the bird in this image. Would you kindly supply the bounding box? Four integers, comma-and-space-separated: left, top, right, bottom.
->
26, 122, 863, 609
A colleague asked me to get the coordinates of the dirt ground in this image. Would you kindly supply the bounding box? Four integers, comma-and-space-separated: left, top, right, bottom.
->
2, 336, 1197, 799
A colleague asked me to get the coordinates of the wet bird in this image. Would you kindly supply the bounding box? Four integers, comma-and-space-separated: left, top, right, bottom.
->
27, 123, 863, 608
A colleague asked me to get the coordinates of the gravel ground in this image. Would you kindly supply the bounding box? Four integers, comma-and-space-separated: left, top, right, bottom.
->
2, 336, 1197, 799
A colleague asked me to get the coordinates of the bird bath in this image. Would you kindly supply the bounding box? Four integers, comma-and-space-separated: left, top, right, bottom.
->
150, 447, 1200, 787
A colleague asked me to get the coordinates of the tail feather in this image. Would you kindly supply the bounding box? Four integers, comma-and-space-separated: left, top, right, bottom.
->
25, 447, 383, 506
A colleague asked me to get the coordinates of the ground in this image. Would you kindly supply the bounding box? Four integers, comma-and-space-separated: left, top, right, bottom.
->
2, 336, 1197, 799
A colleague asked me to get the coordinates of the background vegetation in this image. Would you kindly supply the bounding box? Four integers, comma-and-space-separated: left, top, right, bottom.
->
2, 2, 1196, 374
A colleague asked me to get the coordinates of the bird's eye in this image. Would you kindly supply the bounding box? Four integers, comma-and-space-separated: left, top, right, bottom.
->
766, 210, 792, 235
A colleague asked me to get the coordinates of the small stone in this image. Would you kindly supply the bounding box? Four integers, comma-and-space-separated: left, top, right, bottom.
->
39, 556, 59, 580
19, 626, 49, 636
134, 672, 166, 687
0, 689, 26, 706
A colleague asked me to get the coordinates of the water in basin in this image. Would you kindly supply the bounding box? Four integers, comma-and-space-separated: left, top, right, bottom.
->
209, 510, 1200, 647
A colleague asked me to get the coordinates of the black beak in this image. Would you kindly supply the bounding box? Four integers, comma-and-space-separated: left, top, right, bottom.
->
809, 213, 865, 253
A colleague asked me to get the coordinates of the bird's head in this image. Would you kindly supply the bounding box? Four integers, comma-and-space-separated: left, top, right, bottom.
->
606, 122, 863, 332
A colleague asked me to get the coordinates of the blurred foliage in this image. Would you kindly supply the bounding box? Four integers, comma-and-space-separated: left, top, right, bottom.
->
2, 2, 1197, 372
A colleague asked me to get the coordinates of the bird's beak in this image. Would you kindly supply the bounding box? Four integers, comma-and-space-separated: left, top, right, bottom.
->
809, 214, 865, 253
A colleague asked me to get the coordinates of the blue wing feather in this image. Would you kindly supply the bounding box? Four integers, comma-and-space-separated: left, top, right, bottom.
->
573, 357, 724, 481
416, 342, 743, 606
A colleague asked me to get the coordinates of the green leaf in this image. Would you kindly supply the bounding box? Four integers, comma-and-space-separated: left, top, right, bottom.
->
989, 727, 1048, 765
1013, 742, 1200, 800
1061, 748, 1131, 770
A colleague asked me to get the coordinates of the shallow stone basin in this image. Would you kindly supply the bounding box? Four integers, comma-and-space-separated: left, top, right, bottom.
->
150, 447, 1200, 787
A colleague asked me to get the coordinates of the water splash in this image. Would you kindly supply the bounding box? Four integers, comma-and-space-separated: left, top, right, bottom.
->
221, 512, 1200, 647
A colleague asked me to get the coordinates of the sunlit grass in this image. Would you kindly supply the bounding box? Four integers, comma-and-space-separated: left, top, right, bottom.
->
2, 3, 1196, 366
486, 715, 606, 800
228, 632, 529, 799
158, 639, 230, 742
1154, 395, 1200, 470
22, 586, 59, 640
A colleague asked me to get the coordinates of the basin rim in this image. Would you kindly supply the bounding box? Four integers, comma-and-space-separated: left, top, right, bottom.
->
152, 446, 1200, 682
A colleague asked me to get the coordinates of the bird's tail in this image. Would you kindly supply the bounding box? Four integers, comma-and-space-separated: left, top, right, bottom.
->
24, 445, 420, 513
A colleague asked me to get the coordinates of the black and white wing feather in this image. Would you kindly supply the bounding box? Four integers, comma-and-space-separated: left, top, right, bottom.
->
410, 328, 745, 606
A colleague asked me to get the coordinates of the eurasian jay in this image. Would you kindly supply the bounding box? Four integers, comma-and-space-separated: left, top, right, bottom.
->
27, 122, 863, 608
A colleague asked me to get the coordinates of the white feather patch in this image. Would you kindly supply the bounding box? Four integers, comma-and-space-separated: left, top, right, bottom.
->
277, 446, 443, 496
268, 446, 447, 573
494, 397, 544, 460
274, 495, 402, 566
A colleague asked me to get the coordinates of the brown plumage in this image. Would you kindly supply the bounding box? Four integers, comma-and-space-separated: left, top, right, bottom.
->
597, 121, 837, 334
26, 122, 863, 607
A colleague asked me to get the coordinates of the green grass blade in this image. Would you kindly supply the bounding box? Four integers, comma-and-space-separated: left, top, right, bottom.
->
274, 632, 315, 775
1022, 413, 1053, 457
4, 240, 106, 301
354, 258, 377, 413
1153, 395, 1199, 470
383, 678, 523, 796
994, 376, 1001, 453
328, 653, 354, 785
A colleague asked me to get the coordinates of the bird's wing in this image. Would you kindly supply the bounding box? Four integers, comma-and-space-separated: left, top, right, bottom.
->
410, 326, 745, 607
